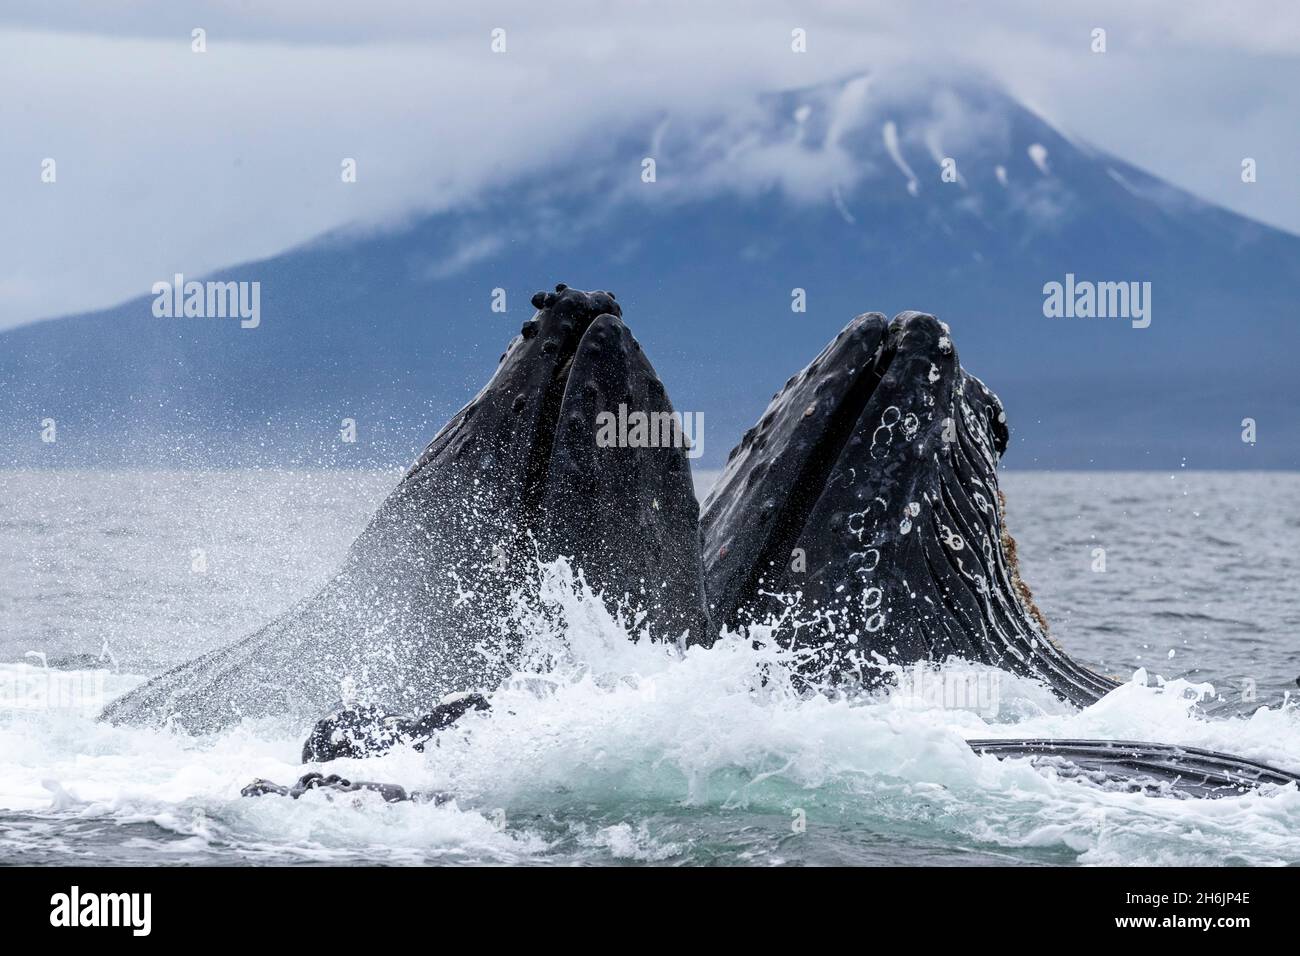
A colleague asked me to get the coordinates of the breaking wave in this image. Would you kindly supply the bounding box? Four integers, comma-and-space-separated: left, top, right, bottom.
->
3, 557, 1300, 866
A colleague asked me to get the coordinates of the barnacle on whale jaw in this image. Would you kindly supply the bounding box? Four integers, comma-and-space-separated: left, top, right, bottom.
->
996, 489, 1051, 639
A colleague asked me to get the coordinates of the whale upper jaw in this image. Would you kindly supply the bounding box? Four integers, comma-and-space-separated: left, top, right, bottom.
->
702, 310, 1117, 707
530, 289, 712, 647
365, 284, 625, 570
101, 285, 711, 730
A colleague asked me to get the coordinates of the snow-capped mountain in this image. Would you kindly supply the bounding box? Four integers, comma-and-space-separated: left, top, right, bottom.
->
3, 72, 1297, 468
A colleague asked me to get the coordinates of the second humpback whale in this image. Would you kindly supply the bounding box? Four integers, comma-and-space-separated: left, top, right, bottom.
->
702, 310, 1118, 707
697, 308, 1296, 796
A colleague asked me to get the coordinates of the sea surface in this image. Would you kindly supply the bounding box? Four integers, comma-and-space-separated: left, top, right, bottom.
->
1, 468, 1299, 866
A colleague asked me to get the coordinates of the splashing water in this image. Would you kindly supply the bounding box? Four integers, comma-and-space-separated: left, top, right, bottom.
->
4, 468, 1300, 865
3, 548, 1300, 866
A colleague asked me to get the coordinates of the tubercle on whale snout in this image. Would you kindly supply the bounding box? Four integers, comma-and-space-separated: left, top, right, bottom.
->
528, 282, 620, 317
404, 283, 626, 489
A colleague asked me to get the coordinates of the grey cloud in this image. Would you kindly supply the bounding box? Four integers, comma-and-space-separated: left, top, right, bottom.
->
1, 1, 1297, 329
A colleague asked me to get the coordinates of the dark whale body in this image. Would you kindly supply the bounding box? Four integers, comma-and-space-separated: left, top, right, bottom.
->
699, 308, 1298, 795
102, 285, 710, 731
969, 738, 1300, 798
102, 287, 1299, 799
702, 310, 1117, 707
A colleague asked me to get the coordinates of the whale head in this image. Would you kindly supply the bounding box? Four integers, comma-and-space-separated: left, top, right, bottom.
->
380, 282, 709, 639
101, 284, 711, 729
701, 310, 1115, 706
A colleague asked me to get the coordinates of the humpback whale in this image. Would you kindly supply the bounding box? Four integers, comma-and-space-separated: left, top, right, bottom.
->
101, 286, 1298, 800
699, 308, 1296, 795
702, 310, 1117, 707
102, 285, 711, 731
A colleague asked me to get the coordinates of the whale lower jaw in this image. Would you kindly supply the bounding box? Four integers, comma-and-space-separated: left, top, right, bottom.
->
969, 739, 1300, 798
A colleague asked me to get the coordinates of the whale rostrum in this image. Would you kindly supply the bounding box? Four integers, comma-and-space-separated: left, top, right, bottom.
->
101, 285, 711, 731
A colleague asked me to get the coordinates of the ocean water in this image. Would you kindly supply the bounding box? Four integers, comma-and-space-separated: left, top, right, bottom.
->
1, 467, 1299, 866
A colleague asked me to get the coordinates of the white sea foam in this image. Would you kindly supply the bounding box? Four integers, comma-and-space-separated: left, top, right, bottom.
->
3, 555, 1299, 866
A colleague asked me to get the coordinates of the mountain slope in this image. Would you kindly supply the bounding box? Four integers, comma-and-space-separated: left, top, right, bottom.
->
3, 72, 1297, 469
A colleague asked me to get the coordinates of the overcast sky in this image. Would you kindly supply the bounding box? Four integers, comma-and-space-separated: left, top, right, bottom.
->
2, 0, 1298, 330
